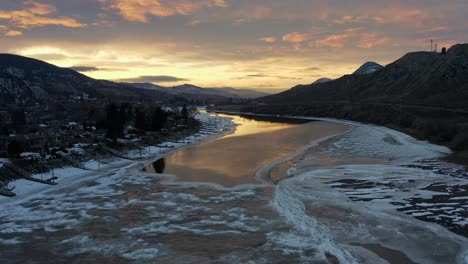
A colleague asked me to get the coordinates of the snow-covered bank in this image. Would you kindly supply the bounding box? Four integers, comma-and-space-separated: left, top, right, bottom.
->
210, 110, 452, 163
209, 110, 467, 263
0, 110, 236, 201
270, 116, 468, 264
1, 110, 466, 263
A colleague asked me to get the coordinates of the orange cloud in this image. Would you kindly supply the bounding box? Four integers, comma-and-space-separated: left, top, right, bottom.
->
358, 33, 390, 48
259, 37, 276, 43
334, 15, 368, 24
282, 32, 314, 43
385, 9, 428, 25
314, 34, 348, 48
311, 28, 391, 49
0, 1, 85, 29
334, 15, 387, 25
312, 28, 361, 48
100, 0, 227, 22
0, 25, 22, 37
5, 30, 23, 37
351, 8, 429, 26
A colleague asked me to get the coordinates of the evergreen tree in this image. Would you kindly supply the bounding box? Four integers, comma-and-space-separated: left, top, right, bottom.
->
135, 108, 146, 130
105, 103, 124, 140
181, 104, 188, 120
441, 47, 447, 55
151, 107, 167, 131
7, 139, 24, 158
119, 103, 130, 126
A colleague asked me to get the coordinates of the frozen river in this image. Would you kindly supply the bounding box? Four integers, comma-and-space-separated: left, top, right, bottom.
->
144, 114, 346, 187
0, 112, 467, 263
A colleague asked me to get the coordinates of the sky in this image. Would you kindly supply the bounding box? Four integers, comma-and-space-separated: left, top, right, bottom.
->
0, 0, 466, 92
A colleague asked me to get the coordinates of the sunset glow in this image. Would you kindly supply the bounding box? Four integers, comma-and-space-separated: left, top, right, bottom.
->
1, 0, 466, 91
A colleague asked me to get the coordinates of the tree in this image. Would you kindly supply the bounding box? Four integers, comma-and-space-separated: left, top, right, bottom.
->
105, 103, 124, 140
7, 139, 24, 158
135, 108, 146, 130
441, 47, 447, 55
151, 107, 167, 131
119, 103, 131, 126
181, 104, 188, 120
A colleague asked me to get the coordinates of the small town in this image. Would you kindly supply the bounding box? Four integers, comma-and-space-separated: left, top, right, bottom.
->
0, 95, 203, 196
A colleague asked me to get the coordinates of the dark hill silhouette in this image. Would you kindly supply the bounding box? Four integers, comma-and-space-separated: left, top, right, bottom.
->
125, 82, 268, 100
311, 78, 332, 84
260, 44, 468, 109
237, 44, 468, 159
0, 53, 174, 104
352, 61, 383, 75
0, 54, 265, 104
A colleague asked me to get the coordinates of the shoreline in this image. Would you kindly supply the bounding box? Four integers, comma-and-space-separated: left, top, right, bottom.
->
0, 111, 236, 201
210, 107, 468, 170
255, 125, 351, 184
0, 110, 466, 263
209, 109, 453, 162
135, 114, 349, 190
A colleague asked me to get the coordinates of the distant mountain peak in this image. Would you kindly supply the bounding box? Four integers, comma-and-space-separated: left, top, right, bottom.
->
353, 61, 383, 75
312, 78, 332, 85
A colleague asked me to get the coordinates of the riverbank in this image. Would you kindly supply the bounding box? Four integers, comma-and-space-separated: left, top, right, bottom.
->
210, 105, 468, 169
0, 110, 466, 263
139, 112, 349, 188
0, 111, 235, 200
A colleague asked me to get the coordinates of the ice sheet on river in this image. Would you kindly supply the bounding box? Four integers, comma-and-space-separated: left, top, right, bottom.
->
274, 117, 468, 263
0, 114, 467, 263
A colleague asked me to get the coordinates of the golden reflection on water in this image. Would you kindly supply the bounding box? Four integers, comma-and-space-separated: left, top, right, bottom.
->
145, 115, 348, 187
218, 113, 298, 138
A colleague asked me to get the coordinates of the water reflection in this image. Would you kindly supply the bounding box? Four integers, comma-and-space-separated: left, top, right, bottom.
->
149, 158, 166, 173
220, 113, 309, 139
144, 114, 347, 187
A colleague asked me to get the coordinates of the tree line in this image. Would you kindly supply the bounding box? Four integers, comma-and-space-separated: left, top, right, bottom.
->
105, 103, 195, 140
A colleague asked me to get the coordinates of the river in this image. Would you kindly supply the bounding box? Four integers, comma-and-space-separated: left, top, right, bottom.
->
0, 112, 467, 264
144, 113, 346, 187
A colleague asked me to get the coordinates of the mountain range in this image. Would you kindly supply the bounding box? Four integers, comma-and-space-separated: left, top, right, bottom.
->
125, 82, 268, 100
0, 54, 267, 105
236, 44, 468, 156
352, 61, 384, 75
308, 61, 382, 86
259, 44, 468, 109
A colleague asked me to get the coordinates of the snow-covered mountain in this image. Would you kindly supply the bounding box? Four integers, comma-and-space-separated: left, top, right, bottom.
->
260, 44, 468, 109
311, 78, 332, 85
352, 61, 384, 75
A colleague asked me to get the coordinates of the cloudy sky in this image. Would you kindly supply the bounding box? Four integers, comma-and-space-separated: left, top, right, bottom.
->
0, 0, 466, 92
